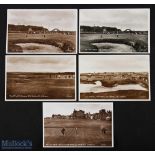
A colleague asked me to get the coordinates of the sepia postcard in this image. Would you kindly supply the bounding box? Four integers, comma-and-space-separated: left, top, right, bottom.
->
5, 55, 76, 101
7, 9, 77, 54
79, 55, 150, 101
80, 9, 150, 53
43, 102, 113, 148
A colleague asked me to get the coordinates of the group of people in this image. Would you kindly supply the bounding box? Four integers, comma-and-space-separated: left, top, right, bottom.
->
61, 126, 107, 136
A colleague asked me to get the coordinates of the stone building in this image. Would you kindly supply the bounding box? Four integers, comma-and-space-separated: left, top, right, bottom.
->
50, 109, 112, 121
49, 72, 75, 79
72, 109, 85, 119
27, 28, 33, 34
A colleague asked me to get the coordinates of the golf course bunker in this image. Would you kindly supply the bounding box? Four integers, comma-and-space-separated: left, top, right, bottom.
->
80, 83, 148, 93
16, 43, 63, 53
92, 42, 136, 52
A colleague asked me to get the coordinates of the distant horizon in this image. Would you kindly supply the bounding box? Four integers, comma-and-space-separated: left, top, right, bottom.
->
80, 25, 148, 32
44, 108, 112, 118
80, 72, 148, 73
8, 24, 76, 32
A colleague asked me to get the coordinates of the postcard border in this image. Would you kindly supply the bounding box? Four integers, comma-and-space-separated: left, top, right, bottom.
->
42, 102, 114, 148
78, 55, 151, 101
6, 9, 78, 55
5, 55, 77, 101
79, 8, 150, 54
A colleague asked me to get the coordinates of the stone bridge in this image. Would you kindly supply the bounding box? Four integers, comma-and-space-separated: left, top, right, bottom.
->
51, 28, 61, 32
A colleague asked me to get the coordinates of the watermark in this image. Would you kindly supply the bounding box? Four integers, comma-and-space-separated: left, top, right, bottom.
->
0, 139, 32, 150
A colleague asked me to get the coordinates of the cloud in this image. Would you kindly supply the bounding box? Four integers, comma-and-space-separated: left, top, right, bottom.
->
7, 56, 76, 72
79, 55, 149, 73
8, 9, 77, 31
80, 9, 149, 31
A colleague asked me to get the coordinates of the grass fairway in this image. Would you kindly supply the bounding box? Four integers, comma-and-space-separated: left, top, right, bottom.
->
6, 73, 75, 100
44, 119, 112, 147
80, 33, 148, 52
8, 33, 76, 53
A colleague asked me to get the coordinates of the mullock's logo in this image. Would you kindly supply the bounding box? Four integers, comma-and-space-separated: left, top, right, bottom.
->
1, 139, 32, 150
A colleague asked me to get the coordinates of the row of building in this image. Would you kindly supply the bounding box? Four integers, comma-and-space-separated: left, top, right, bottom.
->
8, 72, 75, 79
8, 24, 75, 35
27, 28, 76, 35
80, 26, 148, 35
50, 109, 112, 121
80, 72, 148, 84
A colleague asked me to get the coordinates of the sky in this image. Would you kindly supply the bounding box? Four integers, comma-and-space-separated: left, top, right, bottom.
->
80, 9, 149, 31
7, 56, 76, 72
8, 9, 77, 31
79, 55, 149, 73
43, 102, 113, 117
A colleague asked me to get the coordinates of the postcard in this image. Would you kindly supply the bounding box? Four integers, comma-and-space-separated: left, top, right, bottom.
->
80, 9, 150, 53
43, 102, 113, 147
7, 9, 77, 54
5, 55, 76, 101
79, 55, 150, 101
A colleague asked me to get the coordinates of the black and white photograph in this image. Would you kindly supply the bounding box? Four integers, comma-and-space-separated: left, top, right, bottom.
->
80, 9, 150, 53
43, 102, 113, 147
5, 55, 76, 101
7, 9, 77, 54
79, 55, 150, 101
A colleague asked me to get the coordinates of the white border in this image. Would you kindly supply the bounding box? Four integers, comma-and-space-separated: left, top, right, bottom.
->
1, 0, 155, 4
79, 8, 150, 54
5, 55, 77, 101
6, 9, 78, 55
78, 55, 151, 101
42, 102, 114, 148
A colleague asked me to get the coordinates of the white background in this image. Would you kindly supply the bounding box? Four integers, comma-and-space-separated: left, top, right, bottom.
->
0, 0, 155, 154
0, 0, 154, 4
